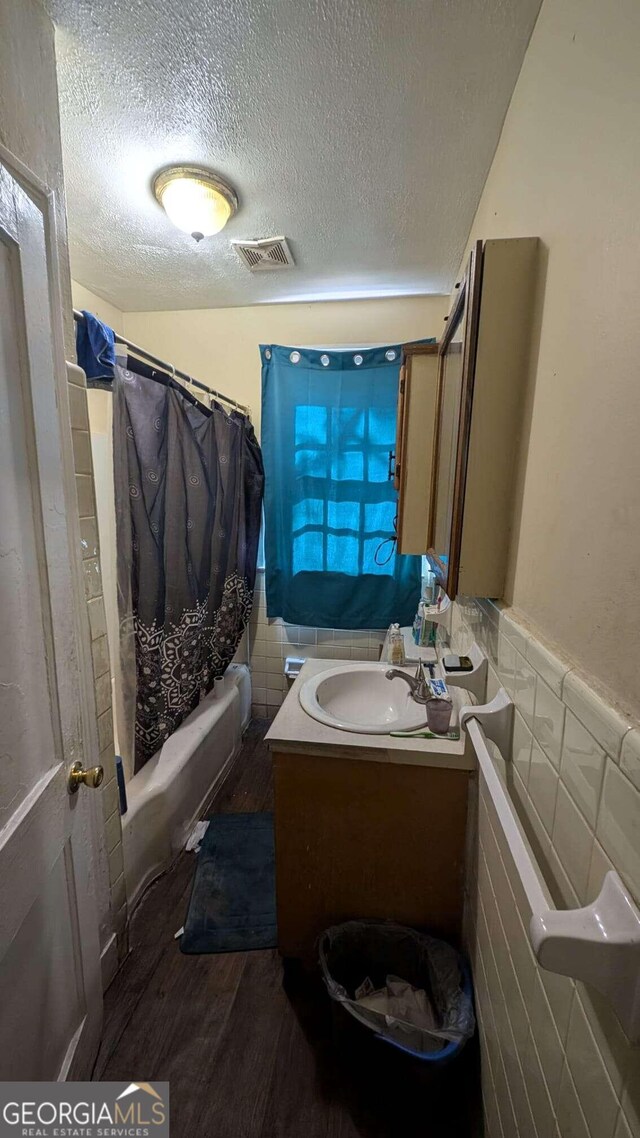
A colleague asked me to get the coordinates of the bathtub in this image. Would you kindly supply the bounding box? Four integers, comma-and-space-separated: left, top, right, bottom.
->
121, 664, 252, 909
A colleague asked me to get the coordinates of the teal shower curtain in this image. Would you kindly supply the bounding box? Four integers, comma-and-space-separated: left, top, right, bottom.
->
261, 342, 427, 629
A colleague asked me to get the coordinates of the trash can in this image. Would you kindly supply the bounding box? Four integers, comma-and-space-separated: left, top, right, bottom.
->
319, 920, 475, 1073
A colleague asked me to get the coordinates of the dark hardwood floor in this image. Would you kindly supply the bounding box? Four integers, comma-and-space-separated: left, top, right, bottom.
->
94, 720, 479, 1137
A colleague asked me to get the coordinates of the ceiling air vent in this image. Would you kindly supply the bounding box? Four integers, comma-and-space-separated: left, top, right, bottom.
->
231, 236, 295, 272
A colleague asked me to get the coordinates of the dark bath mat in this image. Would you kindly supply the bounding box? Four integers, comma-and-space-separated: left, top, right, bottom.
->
180, 812, 277, 954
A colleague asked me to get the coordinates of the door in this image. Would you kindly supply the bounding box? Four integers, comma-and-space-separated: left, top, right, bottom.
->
0, 154, 103, 1078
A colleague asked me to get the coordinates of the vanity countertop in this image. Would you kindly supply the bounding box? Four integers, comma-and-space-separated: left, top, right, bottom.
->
265, 658, 476, 770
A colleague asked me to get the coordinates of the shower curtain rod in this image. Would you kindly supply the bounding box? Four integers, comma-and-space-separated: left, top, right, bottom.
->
72, 308, 250, 415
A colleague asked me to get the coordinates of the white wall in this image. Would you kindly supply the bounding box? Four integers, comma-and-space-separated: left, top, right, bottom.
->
459, 0, 640, 714
123, 294, 448, 438
73, 281, 125, 337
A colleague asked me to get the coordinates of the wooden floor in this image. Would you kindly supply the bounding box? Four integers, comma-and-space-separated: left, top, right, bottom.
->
95, 720, 479, 1137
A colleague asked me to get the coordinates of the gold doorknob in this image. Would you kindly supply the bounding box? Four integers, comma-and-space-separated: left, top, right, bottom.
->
68, 760, 104, 794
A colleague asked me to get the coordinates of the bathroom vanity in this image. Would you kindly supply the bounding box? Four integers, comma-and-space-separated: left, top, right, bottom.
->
266, 660, 475, 959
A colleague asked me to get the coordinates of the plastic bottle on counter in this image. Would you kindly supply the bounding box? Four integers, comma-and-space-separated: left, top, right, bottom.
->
387, 623, 406, 666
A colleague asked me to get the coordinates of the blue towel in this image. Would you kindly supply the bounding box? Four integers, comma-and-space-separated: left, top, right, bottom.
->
75, 309, 115, 384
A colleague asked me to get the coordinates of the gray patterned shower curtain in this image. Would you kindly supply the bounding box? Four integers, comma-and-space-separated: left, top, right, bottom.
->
113, 363, 263, 774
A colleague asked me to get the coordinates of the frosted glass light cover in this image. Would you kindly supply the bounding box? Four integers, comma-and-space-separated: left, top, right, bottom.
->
154, 168, 237, 239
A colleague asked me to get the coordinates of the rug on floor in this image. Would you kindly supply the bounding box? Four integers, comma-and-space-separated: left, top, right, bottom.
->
180, 812, 277, 953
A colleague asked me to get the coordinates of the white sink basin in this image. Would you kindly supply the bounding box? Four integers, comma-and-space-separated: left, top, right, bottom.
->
299, 663, 429, 734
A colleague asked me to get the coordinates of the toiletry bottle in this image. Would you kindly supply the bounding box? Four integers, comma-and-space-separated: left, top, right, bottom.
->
388, 623, 406, 666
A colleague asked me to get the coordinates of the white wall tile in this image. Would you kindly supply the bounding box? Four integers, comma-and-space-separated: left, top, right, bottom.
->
586, 838, 616, 903
529, 971, 565, 1102
522, 1029, 558, 1138
577, 983, 636, 1098
514, 650, 537, 730
97, 708, 113, 753
620, 1079, 640, 1138
552, 782, 594, 901
91, 633, 110, 679
564, 671, 633, 763
565, 994, 620, 1138
620, 729, 640, 793
554, 1060, 592, 1138
68, 382, 89, 430
528, 740, 559, 836
80, 516, 99, 560
534, 677, 566, 769
540, 969, 575, 1046
83, 556, 103, 601
104, 809, 121, 855
101, 777, 119, 822
498, 608, 530, 655
75, 473, 95, 518
297, 627, 317, 644
526, 636, 570, 698
486, 663, 501, 702
560, 710, 606, 827
107, 838, 124, 887
95, 670, 111, 717
497, 633, 516, 696
72, 428, 93, 474
87, 596, 107, 641
614, 1113, 634, 1138
543, 838, 580, 910
596, 760, 640, 904
512, 709, 533, 786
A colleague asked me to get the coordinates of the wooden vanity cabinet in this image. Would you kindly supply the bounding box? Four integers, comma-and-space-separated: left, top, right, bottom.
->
395, 343, 440, 555
273, 749, 470, 959
429, 237, 539, 598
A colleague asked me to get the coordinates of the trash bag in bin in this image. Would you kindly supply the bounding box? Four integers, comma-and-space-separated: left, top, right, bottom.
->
319, 920, 475, 1058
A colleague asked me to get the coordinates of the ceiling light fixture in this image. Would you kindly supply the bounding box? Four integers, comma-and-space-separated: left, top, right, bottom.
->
152, 165, 238, 242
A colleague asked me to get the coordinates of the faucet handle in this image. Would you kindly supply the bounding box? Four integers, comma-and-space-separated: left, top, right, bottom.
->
414, 659, 431, 700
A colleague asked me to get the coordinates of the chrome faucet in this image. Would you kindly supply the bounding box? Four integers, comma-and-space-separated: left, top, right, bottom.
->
385, 660, 431, 704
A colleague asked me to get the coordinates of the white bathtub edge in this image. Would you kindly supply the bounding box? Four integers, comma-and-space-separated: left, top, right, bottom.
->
122, 664, 251, 912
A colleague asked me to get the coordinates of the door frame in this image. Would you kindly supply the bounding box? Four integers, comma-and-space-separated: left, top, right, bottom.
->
0, 141, 111, 1078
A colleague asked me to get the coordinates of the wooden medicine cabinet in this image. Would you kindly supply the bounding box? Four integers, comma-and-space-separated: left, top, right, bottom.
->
395, 237, 538, 599
429, 237, 538, 598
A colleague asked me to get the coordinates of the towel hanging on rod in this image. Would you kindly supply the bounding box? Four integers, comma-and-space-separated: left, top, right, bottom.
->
72, 308, 250, 416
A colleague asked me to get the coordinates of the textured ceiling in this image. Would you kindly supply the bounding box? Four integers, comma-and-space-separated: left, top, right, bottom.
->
47, 0, 541, 311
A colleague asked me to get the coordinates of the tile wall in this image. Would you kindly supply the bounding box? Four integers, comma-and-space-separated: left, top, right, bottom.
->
450, 597, 640, 1138
247, 573, 387, 717
68, 364, 127, 986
